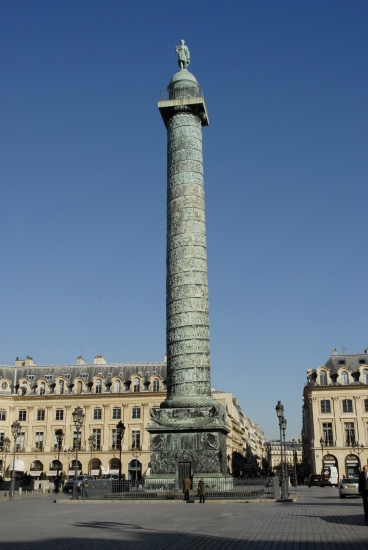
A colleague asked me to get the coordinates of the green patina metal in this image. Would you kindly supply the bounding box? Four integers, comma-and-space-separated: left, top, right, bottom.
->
146, 42, 229, 485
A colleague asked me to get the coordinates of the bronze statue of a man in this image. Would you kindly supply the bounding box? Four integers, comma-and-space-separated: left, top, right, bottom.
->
175, 39, 190, 70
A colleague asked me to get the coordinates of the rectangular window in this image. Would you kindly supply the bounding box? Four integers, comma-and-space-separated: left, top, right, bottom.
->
342, 400, 353, 413
0, 432, 4, 449
320, 400, 331, 414
112, 408, 121, 420
345, 422, 355, 446
365, 399, 368, 413
36, 409, 45, 421
322, 423, 334, 447
55, 409, 64, 421
132, 407, 141, 419
73, 430, 81, 450
16, 432, 25, 451
93, 408, 102, 420
0, 410, 6, 421
44, 375, 53, 381
18, 410, 26, 421
35, 432, 43, 450
131, 429, 141, 449
93, 428, 101, 450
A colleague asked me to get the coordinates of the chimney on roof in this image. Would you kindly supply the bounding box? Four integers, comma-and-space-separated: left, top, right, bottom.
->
15, 357, 36, 367
94, 355, 106, 365
332, 349, 338, 355
76, 356, 86, 365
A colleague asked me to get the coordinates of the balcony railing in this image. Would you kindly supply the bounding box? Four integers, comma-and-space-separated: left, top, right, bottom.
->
159, 87, 204, 101
129, 445, 142, 452
32, 446, 44, 452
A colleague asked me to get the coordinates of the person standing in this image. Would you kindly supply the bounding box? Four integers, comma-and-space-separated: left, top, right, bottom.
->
183, 476, 191, 502
358, 464, 368, 521
198, 478, 205, 503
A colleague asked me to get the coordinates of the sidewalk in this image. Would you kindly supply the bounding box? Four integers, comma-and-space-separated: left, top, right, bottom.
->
0, 485, 366, 549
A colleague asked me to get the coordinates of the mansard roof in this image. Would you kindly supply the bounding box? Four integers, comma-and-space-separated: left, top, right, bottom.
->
324, 352, 367, 376
0, 360, 167, 386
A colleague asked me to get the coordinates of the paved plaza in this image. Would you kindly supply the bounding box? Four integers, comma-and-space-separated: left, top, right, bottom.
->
0, 486, 367, 549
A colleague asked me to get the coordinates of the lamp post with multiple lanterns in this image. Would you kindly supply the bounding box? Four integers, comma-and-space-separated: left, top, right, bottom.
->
2, 436, 10, 480
54, 429, 64, 493
116, 421, 126, 482
72, 407, 84, 499
275, 401, 288, 500
10, 421, 21, 497
88, 434, 96, 476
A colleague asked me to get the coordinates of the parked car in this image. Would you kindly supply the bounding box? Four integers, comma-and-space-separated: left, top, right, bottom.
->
63, 475, 94, 492
339, 477, 360, 498
308, 474, 322, 487
99, 474, 119, 480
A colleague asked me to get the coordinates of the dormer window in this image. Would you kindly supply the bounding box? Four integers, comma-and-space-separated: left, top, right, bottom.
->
340, 371, 349, 385
95, 379, 102, 394
133, 377, 140, 392
152, 378, 160, 392
40, 382, 46, 395
363, 369, 368, 385
320, 370, 327, 385
114, 380, 121, 393
58, 380, 64, 395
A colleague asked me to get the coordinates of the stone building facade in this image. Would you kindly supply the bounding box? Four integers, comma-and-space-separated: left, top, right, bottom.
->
266, 439, 302, 474
303, 348, 368, 477
0, 355, 166, 480
0, 356, 266, 481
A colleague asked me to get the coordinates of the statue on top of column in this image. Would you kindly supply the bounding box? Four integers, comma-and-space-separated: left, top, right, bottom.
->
175, 39, 190, 70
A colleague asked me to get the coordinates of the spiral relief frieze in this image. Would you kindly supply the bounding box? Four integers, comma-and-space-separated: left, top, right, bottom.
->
168, 232, 206, 251
163, 109, 213, 408
168, 183, 204, 202
169, 172, 203, 187
167, 220, 205, 239
167, 270, 208, 290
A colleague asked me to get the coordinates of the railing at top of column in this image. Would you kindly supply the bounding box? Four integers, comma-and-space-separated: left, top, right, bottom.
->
159, 87, 204, 101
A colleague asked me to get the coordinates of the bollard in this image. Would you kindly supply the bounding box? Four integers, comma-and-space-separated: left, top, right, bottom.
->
18, 488, 22, 496
273, 476, 281, 499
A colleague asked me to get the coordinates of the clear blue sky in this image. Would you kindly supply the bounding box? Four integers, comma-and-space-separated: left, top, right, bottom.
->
1, 1, 367, 439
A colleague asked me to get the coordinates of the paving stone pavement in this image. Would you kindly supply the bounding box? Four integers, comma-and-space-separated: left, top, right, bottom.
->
0, 485, 367, 549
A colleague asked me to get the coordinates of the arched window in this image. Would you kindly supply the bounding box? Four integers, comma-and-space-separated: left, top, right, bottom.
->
76, 381, 83, 394
152, 378, 159, 392
341, 371, 349, 385
30, 460, 43, 472
133, 378, 140, 392
40, 382, 46, 395
50, 460, 62, 471
320, 370, 327, 385
58, 380, 64, 395
363, 369, 368, 384
95, 379, 102, 394
114, 380, 121, 393
70, 459, 82, 471
110, 458, 120, 470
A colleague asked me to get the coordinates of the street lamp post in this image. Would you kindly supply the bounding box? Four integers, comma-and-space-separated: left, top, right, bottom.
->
2, 437, 10, 480
54, 429, 64, 494
319, 436, 325, 479
72, 407, 84, 499
10, 421, 21, 497
116, 421, 126, 482
352, 442, 365, 474
275, 401, 288, 499
291, 443, 298, 487
88, 434, 96, 476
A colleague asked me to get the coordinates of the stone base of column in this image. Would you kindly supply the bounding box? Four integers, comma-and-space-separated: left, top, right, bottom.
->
146, 405, 229, 481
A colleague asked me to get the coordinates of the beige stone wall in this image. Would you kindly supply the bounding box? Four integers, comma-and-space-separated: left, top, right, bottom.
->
0, 390, 165, 479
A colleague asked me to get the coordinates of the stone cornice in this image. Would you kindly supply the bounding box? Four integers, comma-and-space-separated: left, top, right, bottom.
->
305, 385, 368, 392
2, 391, 166, 403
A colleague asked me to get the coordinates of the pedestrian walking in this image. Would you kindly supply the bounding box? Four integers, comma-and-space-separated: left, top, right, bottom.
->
198, 478, 205, 503
358, 464, 368, 521
183, 475, 191, 502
